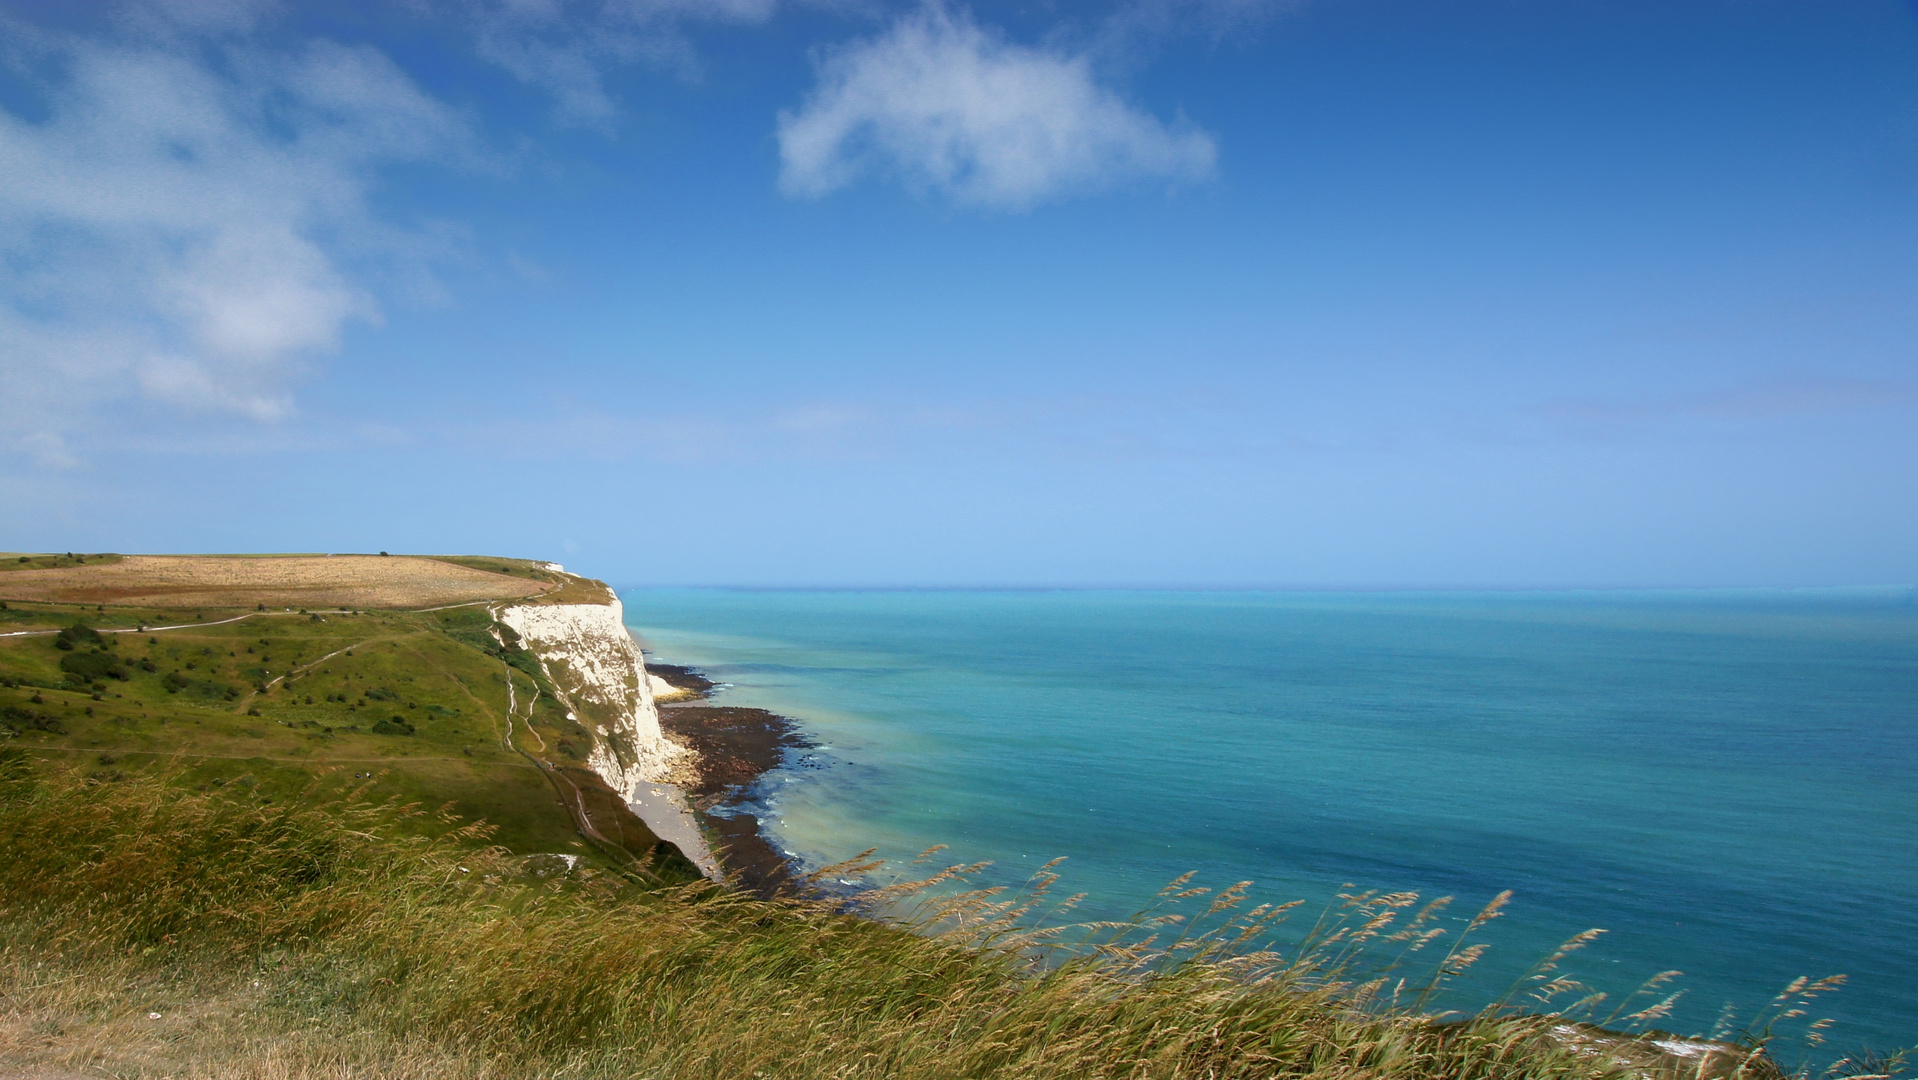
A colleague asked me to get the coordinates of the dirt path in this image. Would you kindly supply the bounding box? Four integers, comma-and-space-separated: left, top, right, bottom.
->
231, 633, 391, 712
413, 647, 511, 750
2, 600, 505, 641
0, 611, 273, 638
493, 656, 614, 850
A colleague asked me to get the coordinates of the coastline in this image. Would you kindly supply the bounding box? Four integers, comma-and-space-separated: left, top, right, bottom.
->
644, 661, 813, 894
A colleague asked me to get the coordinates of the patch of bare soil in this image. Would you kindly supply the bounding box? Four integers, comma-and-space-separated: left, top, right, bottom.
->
0, 555, 549, 610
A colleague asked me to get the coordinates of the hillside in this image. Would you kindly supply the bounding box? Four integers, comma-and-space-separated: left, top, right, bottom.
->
0, 552, 693, 878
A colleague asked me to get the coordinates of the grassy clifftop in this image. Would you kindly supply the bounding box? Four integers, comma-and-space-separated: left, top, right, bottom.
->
0, 553, 685, 878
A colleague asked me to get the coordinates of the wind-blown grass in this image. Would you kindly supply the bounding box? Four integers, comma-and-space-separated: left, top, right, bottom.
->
0, 756, 1861, 1080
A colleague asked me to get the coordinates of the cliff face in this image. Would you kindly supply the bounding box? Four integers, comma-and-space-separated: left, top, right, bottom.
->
497, 596, 690, 799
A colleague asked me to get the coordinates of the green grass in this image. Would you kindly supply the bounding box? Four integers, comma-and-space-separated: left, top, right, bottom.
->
0, 598, 684, 878
0, 758, 1779, 1080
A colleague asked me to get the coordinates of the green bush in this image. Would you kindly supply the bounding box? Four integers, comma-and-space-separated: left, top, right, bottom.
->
371, 716, 415, 736
0, 704, 65, 735
53, 622, 104, 651
59, 649, 129, 683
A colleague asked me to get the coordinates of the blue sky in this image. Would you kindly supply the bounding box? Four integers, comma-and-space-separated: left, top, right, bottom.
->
2, 0, 1914, 588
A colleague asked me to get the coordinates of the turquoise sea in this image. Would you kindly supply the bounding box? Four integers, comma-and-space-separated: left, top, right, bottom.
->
624, 588, 1918, 1056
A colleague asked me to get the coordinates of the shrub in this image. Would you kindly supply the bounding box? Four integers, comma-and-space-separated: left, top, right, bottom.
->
0, 704, 65, 735
59, 650, 128, 683
54, 622, 103, 651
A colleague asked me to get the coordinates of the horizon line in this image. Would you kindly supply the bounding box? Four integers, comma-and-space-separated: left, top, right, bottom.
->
610, 582, 1918, 596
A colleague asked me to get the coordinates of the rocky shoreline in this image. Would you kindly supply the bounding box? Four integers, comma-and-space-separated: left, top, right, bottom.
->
647, 665, 813, 895
492, 578, 809, 892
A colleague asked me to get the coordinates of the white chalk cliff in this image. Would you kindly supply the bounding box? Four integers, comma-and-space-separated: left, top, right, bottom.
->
496, 596, 690, 798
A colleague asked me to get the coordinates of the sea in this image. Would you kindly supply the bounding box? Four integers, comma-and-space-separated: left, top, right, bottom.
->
623, 587, 1918, 1058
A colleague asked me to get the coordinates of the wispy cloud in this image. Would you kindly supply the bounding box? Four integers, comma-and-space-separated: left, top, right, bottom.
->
0, 9, 476, 464
777, 3, 1217, 209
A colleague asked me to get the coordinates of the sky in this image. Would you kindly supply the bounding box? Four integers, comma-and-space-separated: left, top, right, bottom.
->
1, 0, 1915, 588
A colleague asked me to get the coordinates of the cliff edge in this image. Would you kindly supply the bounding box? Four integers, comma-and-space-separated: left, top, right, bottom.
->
494, 578, 717, 877
497, 596, 688, 794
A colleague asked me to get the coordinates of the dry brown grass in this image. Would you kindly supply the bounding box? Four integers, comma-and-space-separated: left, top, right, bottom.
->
0, 555, 549, 610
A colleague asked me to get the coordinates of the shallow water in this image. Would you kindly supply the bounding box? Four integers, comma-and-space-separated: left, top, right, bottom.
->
624, 588, 1918, 1054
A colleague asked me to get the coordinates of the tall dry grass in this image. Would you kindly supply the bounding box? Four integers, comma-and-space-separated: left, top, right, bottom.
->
0, 756, 1862, 1080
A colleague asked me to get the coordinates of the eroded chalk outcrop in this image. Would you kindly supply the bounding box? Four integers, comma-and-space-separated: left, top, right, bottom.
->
496, 596, 691, 797
496, 591, 718, 877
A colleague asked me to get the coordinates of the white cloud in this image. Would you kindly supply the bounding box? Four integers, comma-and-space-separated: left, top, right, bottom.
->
777, 3, 1217, 209
0, 20, 473, 459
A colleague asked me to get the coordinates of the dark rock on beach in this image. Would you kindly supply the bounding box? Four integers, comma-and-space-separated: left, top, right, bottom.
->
656, 697, 814, 896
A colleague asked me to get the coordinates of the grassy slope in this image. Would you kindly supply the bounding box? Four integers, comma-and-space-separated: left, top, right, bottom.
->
0, 571, 688, 879
0, 760, 1713, 1080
